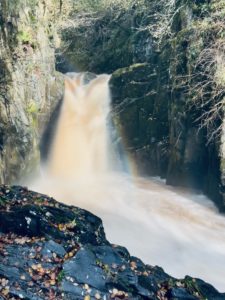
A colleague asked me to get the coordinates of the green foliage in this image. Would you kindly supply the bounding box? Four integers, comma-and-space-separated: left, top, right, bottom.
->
28, 12, 37, 24
17, 28, 37, 48
57, 270, 65, 282
17, 31, 33, 44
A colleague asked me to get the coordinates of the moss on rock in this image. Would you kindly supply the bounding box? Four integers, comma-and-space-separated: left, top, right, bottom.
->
0, 0, 64, 183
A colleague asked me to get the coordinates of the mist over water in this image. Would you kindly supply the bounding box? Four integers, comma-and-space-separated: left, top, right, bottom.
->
29, 74, 225, 292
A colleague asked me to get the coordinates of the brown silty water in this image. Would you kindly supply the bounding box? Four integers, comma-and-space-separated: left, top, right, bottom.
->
29, 74, 225, 292
48, 74, 110, 178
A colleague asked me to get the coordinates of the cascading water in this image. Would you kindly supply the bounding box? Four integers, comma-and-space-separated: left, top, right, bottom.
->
29, 73, 225, 292
48, 74, 111, 178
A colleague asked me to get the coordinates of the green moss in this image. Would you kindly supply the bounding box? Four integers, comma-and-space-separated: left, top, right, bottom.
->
26, 101, 39, 114
28, 12, 37, 24
113, 63, 149, 77
0, 196, 6, 207
57, 270, 65, 282
112, 63, 151, 82
17, 30, 34, 45
26, 101, 39, 129
182, 277, 205, 300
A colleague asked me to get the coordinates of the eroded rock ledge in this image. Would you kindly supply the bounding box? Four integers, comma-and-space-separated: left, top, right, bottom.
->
0, 185, 224, 300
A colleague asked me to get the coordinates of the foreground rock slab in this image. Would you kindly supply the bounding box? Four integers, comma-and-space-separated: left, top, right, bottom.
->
0, 185, 224, 300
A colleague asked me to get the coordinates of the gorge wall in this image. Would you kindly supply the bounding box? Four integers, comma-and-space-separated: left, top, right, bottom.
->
1, 0, 225, 211
0, 0, 63, 183
57, 0, 225, 211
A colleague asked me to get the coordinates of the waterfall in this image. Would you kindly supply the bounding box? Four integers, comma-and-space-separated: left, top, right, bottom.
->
29, 74, 225, 292
48, 74, 111, 178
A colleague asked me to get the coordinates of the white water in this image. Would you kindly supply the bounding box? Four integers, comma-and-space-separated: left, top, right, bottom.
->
30, 74, 225, 292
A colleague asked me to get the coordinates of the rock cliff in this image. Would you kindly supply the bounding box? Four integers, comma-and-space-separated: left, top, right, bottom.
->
0, 0, 63, 183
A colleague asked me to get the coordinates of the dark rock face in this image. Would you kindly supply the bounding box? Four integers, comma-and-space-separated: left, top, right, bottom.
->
0, 185, 224, 300
110, 63, 169, 178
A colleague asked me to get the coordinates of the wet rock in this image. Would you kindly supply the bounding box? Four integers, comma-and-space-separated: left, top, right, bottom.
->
0, 265, 21, 281
186, 277, 225, 300
138, 275, 158, 294
166, 287, 198, 299
0, 185, 224, 300
110, 63, 169, 178
63, 248, 106, 290
9, 289, 44, 300
41, 240, 66, 258
94, 245, 127, 266
60, 280, 84, 296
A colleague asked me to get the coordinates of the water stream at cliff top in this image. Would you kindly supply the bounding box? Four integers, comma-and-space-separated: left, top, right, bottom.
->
29, 73, 225, 292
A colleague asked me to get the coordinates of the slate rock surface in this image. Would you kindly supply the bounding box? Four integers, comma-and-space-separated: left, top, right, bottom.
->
0, 185, 224, 300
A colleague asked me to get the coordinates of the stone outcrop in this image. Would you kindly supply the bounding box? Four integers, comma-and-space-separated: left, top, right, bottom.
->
0, 185, 224, 300
0, 0, 63, 183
